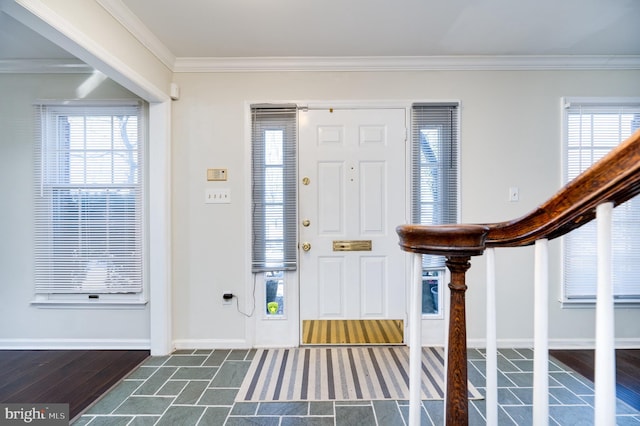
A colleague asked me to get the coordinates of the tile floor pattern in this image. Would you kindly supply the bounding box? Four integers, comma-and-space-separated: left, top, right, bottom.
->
73, 348, 640, 426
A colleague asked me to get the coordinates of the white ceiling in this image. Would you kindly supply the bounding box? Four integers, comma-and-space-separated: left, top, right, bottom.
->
1, 0, 639, 72
0, 12, 73, 59
119, 0, 640, 58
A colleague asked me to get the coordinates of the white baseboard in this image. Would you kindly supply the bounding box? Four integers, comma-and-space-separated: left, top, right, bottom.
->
7, 337, 633, 351
548, 337, 640, 350
0, 338, 150, 350
467, 337, 640, 350
172, 339, 251, 350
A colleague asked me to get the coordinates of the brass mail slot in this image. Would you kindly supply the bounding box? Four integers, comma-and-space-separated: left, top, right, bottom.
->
333, 240, 372, 251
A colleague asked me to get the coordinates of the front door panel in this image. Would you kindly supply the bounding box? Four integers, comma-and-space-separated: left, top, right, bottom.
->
299, 108, 406, 323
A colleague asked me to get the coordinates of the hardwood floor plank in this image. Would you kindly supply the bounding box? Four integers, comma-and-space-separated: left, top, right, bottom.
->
550, 349, 640, 411
0, 350, 149, 420
0, 351, 86, 397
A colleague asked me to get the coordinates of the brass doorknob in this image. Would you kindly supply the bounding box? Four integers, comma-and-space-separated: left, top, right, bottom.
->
301, 242, 311, 252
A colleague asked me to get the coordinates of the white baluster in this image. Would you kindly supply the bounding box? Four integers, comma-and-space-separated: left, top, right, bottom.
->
595, 202, 616, 425
485, 248, 498, 426
533, 239, 549, 425
409, 252, 422, 426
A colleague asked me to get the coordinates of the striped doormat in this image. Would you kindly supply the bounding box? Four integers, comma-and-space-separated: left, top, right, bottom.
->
302, 319, 404, 344
236, 346, 483, 402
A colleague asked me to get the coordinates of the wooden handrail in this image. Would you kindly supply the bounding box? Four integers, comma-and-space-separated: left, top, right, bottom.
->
396, 128, 640, 425
486, 128, 640, 247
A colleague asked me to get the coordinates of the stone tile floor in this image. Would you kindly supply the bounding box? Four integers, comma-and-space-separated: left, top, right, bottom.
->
72, 348, 640, 425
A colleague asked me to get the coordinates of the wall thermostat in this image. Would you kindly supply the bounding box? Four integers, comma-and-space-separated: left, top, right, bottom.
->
207, 168, 228, 181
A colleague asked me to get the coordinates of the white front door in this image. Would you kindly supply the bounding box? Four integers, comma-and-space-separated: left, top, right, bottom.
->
298, 108, 407, 323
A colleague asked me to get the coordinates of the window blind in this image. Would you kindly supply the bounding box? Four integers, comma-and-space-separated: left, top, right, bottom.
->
563, 99, 640, 300
251, 105, 297, 272
411, 103, 459, 269
34, 101, 144, 294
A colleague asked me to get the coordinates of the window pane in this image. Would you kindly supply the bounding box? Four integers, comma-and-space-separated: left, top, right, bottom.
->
563, 100, 640, 300
265, 270, 285, 316
265, 130, 283, 165
265, 168, 283, 203
412, 104, 459, 315
114, 116, 138, 150
85, 152, 113, 184
85, 116, 114, 150
34, 103, 144, 294
251, 106, 297, 272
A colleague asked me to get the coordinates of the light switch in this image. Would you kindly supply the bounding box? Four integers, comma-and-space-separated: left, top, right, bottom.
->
205, 188, 231, 204
509, 186, 519, 202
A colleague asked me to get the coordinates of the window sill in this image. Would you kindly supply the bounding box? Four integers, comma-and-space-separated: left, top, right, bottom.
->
31, 294, 148, 309
560, 299, 640, 309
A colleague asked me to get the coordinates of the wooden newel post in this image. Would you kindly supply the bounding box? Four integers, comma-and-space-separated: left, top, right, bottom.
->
396, 224, 488, 426
445, 255, 471, 424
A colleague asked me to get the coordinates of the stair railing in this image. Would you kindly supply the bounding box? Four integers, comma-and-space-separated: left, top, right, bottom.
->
397, 128, 640, 426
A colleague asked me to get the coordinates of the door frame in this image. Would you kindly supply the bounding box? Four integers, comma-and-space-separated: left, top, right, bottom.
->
247, 100, 454, 348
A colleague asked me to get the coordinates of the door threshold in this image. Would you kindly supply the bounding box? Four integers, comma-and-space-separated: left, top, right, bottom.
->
302, 319, 404, 345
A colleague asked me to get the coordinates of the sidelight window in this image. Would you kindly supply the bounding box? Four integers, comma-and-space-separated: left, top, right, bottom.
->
251, 105, 297, 316
411, 103, 459, 315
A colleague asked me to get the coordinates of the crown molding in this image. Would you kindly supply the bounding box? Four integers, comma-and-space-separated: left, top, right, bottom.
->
96, 0, 175, 70
0, 58, 94, 73
173, 55, 640, 73
2, 55, 637, 76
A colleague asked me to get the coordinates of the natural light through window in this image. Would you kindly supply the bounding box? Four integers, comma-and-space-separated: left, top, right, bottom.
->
34, 102, 145, 301
251, 105, 297, 317
264, 129, 285, 268
563, 99, 640, 302
412, 104, 459, 315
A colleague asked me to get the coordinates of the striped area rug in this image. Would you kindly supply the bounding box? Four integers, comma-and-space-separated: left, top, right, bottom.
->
236, 346, 483, 402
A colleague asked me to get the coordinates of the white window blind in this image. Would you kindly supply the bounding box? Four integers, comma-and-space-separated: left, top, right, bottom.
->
251, 105, 297, 272
411, 103, 459, 269
34, 101, 145, 294
563, 98, 640, 301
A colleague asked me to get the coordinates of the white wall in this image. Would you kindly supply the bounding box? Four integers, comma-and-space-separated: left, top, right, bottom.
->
0, 73, 150, 348
171, 69, 640, 348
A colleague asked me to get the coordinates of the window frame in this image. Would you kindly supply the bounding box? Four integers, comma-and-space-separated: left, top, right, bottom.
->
32, 100, 147, 307
561, 97, 640, 307
250, 105, 298, 319
411, 102, 460, 316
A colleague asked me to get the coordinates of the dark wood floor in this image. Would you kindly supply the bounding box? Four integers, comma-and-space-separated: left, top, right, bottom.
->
550, 349, 640, 410
0, 349, 637, 422
0, 350, 149, 420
